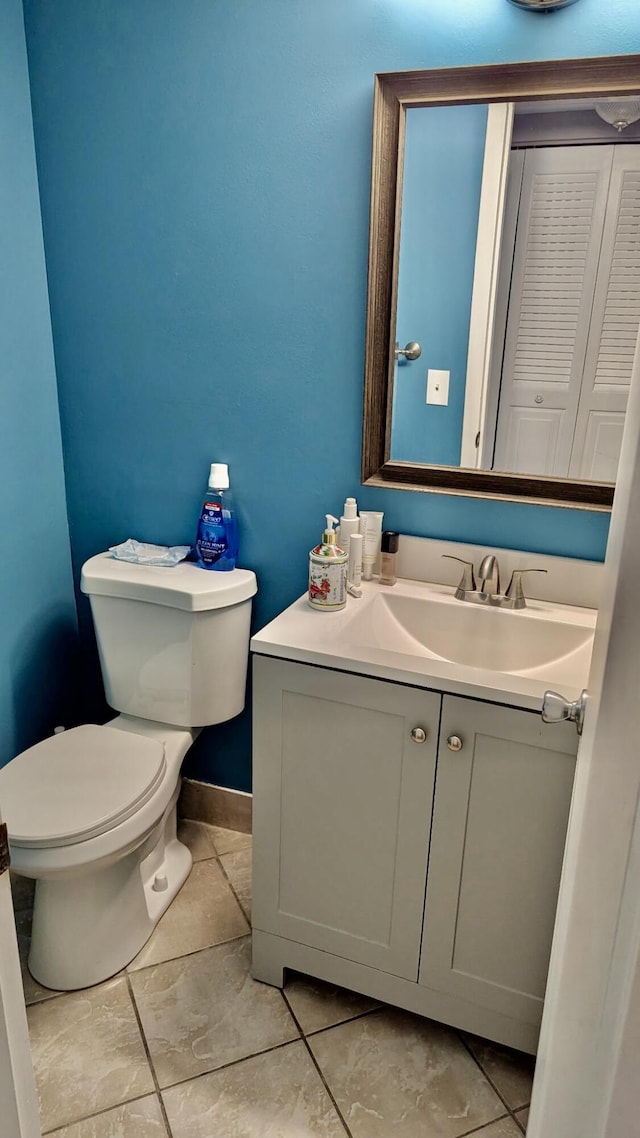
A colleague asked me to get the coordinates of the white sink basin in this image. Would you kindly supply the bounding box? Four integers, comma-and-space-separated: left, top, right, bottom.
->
251, 576, 596, 709
342, 590, 594, 675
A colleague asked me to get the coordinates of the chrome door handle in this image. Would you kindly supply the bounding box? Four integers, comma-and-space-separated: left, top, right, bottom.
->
542, 689, 588, 736
394, 341, 422, 361
410, 727, 427, 744
447, 735, 463, 752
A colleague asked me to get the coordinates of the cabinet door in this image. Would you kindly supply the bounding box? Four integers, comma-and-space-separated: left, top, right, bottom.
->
252, 656, 440, 979
419, 696, 577, 1028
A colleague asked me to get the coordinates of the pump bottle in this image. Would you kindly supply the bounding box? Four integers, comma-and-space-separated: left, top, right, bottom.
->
308, 515, 348, 610
337, 497, 360, 556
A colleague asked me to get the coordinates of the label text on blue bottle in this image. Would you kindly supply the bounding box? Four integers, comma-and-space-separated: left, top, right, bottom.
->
197, 501, 227, 564
195, 495, 238, 571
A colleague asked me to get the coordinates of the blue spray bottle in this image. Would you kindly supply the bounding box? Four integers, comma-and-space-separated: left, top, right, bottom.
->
194, 463, 239, 571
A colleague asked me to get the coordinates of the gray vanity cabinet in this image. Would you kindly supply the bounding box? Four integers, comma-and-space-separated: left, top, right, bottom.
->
420, 696, 578, 1030
252, 656, 440, 979
252, 655, 579, 1052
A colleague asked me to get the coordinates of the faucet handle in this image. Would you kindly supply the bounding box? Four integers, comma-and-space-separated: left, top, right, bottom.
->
505, 568, 548, 609
442, 555, 476, 600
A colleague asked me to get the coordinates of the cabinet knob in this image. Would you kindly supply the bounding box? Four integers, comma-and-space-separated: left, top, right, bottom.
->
447, 735, 463, 752
410, 727, 427, 744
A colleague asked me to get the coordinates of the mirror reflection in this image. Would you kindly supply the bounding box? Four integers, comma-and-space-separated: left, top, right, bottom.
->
391, 96, 640, 484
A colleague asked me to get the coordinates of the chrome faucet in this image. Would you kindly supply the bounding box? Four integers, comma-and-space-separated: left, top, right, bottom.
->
443, 554, 547, 609
478, 554, 500, 598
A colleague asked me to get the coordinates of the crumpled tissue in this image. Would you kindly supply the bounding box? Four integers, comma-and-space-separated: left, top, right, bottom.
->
109, 539, 191, 566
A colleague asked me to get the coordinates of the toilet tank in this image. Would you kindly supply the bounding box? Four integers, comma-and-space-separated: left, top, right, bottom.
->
80, 553, 257, 727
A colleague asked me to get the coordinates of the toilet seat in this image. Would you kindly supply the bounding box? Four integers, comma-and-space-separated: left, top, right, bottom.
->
1, 724, 166, 848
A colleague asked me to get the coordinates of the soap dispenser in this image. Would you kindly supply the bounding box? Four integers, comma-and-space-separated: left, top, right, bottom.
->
308, 515, 348, 611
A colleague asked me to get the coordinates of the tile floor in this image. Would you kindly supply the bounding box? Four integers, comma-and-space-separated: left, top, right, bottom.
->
11, 819, 534, 1138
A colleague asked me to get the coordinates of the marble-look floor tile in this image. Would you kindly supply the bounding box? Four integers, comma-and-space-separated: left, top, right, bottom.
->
47, 1094, 168, 1138
28, 976, 154, 1132
284, 972, 379, 1034
130, 936, 299, 1087
473, 1118, 524, 1137
176, 819, 217, 861
220, 847, 252, 919
14, 908, 62, 1005
162, 1040, 348, 1138
462, 1034, 535, 1111
128, 858, 248, 970
10, 870, 35, 911
516, 1105, 530, 1133
309, 1008, 504, 1138
210, 826, 252, 856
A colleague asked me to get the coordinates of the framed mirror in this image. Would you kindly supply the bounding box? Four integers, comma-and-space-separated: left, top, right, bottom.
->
362, 56, 640, 509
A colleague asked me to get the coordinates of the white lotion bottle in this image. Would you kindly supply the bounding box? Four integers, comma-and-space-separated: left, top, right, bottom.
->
360, 511, 384, 580
338, 497, 360, 556
348, 532, 363, 588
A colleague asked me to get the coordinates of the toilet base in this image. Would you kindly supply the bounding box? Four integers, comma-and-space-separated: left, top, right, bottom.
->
27, 792, 192, 991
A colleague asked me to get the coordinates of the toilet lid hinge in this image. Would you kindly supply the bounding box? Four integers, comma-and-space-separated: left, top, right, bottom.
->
0, 823, 10, 876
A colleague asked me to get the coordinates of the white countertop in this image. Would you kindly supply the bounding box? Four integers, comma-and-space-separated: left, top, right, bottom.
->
251, 577, 596, 712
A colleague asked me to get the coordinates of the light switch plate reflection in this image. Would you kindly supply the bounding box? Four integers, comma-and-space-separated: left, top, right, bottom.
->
426, 369, 450, 406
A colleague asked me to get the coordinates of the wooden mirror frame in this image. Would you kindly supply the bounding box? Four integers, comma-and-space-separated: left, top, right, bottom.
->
362, 55, 640, 511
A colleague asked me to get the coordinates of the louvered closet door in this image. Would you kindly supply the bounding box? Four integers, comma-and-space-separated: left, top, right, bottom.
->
493, 146, 613, 477
568, 148, 640, 481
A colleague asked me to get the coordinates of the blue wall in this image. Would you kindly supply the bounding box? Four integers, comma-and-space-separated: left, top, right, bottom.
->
393, 104, 487, 465
22, 0, 635, 790
0, 0, 78, 767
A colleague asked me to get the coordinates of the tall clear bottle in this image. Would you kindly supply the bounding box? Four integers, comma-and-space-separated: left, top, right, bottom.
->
194, 463, 239, 571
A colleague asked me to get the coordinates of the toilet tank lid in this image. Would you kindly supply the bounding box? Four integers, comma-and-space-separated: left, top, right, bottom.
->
81, 553, 257, 612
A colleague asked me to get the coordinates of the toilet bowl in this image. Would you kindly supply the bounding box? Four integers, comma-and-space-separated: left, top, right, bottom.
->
0, 553, 257, 991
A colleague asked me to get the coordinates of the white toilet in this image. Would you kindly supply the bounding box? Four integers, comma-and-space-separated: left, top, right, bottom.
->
0, 552, 257, 991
